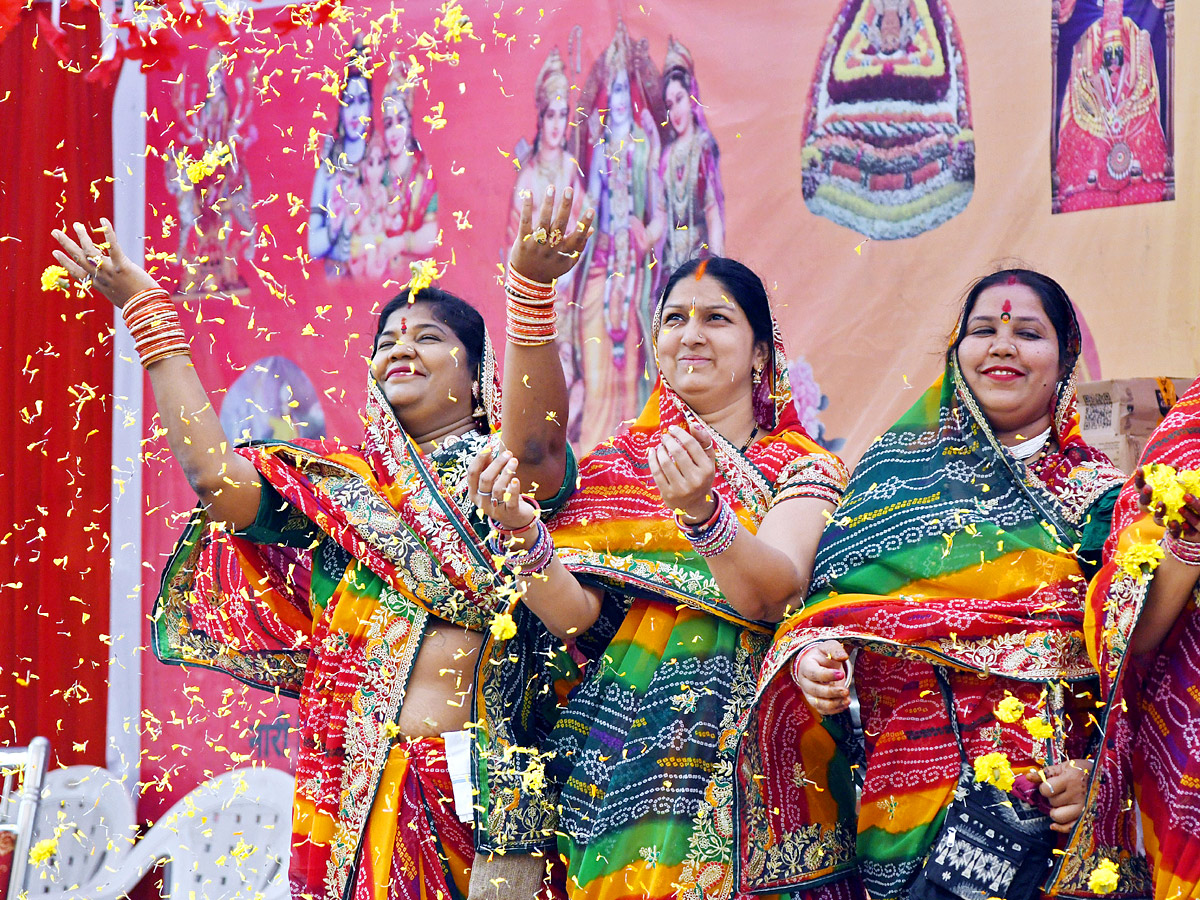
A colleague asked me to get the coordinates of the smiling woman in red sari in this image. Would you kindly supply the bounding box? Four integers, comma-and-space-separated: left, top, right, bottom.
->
50, 215, 588, 900
736, 270, 1137, 900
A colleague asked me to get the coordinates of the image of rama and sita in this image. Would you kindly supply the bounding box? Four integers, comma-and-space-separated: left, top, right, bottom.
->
43, 1, 1197, 900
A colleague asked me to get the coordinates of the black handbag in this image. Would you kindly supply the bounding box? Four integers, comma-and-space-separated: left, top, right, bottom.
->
908, 670, 1057, 900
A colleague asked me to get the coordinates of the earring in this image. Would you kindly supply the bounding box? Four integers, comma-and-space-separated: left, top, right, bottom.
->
752, 366, 763, 387
472, 381, 486, 419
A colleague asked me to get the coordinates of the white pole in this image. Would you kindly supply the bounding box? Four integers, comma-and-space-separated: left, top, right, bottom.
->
106, 57, 146, 797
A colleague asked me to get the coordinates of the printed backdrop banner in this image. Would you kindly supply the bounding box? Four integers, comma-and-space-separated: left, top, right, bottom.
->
135, 0, 1200, 817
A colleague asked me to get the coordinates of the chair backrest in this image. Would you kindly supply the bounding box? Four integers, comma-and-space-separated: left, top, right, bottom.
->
23, 767, 138, 897
156, 767, 293, 900
0, 737, 51, 897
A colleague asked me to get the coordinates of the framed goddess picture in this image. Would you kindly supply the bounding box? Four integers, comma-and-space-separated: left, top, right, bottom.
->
1052, 0, 1174, 213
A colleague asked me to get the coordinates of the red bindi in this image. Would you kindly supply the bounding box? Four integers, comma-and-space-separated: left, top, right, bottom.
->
400, 317, 408, 334
1000, 298, 1012, 323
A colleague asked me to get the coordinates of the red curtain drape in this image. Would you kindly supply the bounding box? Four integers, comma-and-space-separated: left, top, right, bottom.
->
0, 7, 115, 768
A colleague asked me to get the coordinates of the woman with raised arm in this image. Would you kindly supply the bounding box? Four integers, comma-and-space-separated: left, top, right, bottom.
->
50, 211, 588, 900
1072, 378, 1200, 900
467, 204, 849, 900
736, 270, 1135, 900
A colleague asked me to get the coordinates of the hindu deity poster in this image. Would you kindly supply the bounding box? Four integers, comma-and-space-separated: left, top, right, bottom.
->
799, 0, 974, 240
501, 21, 733, 451
1053, 0, 1174, 213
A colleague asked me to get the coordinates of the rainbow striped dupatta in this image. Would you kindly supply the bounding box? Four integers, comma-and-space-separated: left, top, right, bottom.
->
735, 352, 1128, 897
1061, 377, 1200, 900
154, 356, 508, 900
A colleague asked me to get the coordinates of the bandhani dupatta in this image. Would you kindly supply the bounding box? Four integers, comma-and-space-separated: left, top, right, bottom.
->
154, 339, 505, 900
1063, 377, 1200, 900
735, 350, 1128, 896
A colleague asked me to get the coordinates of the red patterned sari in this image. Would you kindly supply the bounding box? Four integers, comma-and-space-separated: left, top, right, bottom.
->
1072, 377, 1200, 900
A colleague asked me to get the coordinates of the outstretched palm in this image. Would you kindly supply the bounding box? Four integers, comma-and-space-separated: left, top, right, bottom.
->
508, 186, 594, 284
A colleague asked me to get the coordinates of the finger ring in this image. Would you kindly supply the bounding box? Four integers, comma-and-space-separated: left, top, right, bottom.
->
88, 255, 103, 268
531, 227, 548, 245
548, 227, 563, 247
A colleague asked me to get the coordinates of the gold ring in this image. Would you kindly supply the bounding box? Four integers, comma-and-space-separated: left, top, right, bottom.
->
531, 227, 548, 244
548, 227, 564, 247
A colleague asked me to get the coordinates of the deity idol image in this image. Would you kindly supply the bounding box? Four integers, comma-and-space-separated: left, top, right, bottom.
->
308, 45, 372, 278
572, 22, 665, 452
166, 47, 257, 294
349, 66, 440, 281
651, 36, 725, 278
1054, 0, 1172, 213
508, 47, 588, 441
800, 0, 975, 240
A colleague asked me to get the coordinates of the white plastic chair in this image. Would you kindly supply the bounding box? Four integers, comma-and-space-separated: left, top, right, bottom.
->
65, 766, 294, 900
0, 736, 51, 898
23, 766, 138, 897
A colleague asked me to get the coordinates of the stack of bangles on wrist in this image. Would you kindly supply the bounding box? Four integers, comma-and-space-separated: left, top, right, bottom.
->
674, 494, 738, 558
486, 501, 555, 574
1164, 531, 1200, 566
505, 265, 556, 346
122, 288, 189, 368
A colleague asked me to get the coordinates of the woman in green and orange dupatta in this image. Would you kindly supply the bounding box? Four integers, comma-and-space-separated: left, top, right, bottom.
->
468, 241, 849, 900
735, 270, 1142, 900
50, 213, 590, 900
1068, 377, 1200, 900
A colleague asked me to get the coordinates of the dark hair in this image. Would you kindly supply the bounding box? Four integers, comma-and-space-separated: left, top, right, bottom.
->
948, 268, 1078, 371
373, 286, 485, 372
664, 67, 690, 97
659, 256, 773, 347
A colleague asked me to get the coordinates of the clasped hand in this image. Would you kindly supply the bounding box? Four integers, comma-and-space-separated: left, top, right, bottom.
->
648, 423, 719, 524
467, 444, 538, 534
792, 640, 852, 716
1134, 465, 1200, 542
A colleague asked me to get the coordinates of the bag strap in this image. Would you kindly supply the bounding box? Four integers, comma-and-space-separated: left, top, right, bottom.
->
934, 667, 1066, 767
932, 666, 968, 766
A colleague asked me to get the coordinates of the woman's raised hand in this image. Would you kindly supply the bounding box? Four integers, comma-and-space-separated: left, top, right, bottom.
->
649, 423, 718, 523
1032, 759, 1093, 833
468, 444, 540, 533
791, 640, 852, 716
508, 185, 594, 285
52, 219, 160, 308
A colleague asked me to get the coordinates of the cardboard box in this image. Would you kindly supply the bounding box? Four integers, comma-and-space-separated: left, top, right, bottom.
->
1078, 377, 1196, 473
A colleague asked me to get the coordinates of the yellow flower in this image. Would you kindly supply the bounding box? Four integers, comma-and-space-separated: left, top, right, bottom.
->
408, 257, 439, 296
490, 612, 517, 641
973, 751, 1016, 792
185, 158, 210, 184
41, 264, 70, 294
435, 2, 474, 43
383, 721, 402, 740
521, 758, 546, 794
995, 695, 1025, 724
1143, 463, 1192, 526
29, 836, 58, 865
1115, 541, 1165, 582
1024, 717, 1054, 741
1088, 858, 1120, 895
